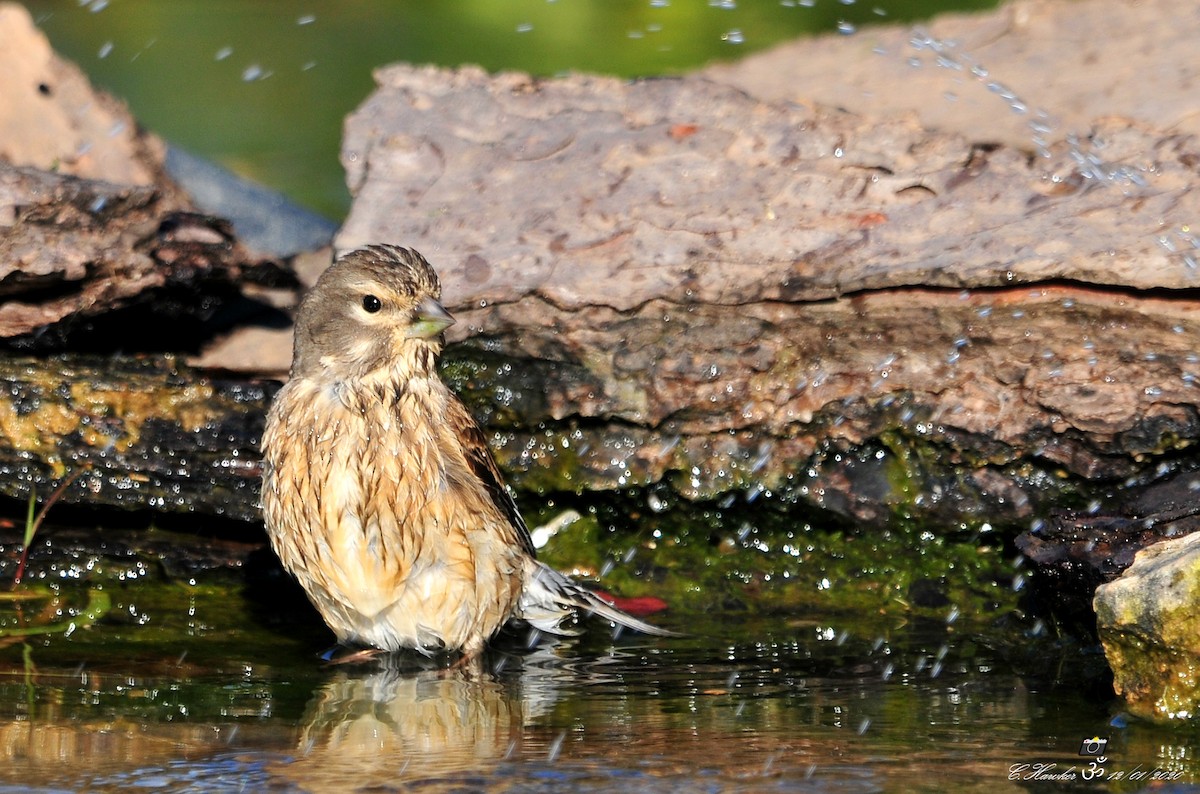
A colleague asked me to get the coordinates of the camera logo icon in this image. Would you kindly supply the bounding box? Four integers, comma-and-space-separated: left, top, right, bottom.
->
1079, 736, 1109, 756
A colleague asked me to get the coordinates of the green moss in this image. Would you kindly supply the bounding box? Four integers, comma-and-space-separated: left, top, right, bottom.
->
529, 489, 1020, 627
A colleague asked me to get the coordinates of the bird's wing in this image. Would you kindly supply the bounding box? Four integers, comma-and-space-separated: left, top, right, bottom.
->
444, 396, 539, 557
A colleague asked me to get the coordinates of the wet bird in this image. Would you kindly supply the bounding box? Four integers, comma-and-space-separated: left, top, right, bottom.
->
261, 244, 671, 662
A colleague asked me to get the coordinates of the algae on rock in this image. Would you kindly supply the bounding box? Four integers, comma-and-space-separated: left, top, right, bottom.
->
1094, 532, 1200, 721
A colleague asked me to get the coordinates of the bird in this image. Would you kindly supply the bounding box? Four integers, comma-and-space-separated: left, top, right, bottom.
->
260, 244, 672, 663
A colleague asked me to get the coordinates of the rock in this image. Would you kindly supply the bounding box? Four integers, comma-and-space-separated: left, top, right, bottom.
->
164, 146, 338, 259
335, 59, 1200, 527
341, 68, 1200, 301
7, 0, 1200, 557
185, 246, 335, 378
0, 355, 273, 522
0, 2, 169, 187
705, 0, 1200, 151
0, 3, 299, 353
0, 163, 278, 345
1094, 531, 1200, 721
1015, 471, 1200, 635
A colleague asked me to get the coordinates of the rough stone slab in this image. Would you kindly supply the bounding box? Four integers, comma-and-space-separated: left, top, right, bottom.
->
338, 64, 1200, 315
705, 0, 1200, 150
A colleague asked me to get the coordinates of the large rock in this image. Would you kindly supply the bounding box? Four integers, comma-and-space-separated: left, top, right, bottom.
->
1094, 532, 1200, 721
340, 68, 1198, 302
335, 56, 1200, 525
0, 3, 293, 349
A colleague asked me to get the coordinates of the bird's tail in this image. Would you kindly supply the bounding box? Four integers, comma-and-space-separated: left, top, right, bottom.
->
518, 560, 677, 638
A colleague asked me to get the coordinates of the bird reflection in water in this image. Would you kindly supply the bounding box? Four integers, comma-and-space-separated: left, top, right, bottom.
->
273, 645, 588, 791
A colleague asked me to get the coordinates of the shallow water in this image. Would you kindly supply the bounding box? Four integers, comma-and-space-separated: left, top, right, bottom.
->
0, 573, 1195, 793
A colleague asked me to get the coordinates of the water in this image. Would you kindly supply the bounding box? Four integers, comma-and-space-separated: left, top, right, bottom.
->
0, 576, 1170, 793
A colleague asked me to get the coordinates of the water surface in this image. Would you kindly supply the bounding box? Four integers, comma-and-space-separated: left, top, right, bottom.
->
0, 571, 1191, 792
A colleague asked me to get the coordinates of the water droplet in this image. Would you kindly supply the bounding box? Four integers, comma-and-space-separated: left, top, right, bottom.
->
547, 731, 566, 762
836, 20, 857, 35
98, 41, 113, 59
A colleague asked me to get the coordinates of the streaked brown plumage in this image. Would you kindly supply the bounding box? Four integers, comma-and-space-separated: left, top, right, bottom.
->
261, 244, 670, 661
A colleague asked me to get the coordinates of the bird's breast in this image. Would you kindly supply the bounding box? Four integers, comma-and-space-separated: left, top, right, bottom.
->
262, 376, 521, 650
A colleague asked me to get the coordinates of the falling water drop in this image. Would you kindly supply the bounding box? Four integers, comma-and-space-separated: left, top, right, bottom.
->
547, 731, 566, 762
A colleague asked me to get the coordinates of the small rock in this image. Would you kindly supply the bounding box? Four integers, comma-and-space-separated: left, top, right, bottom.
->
1094, 531, 1200, 721
165, 145, 337, 258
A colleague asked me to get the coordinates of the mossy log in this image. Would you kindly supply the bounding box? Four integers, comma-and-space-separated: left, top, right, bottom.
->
0, 355, 273, 521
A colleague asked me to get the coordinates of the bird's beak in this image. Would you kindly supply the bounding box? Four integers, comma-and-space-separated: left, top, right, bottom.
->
407, 296, 456, 339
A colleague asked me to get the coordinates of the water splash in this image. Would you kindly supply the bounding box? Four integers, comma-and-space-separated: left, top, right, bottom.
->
902, 28, 1199, 272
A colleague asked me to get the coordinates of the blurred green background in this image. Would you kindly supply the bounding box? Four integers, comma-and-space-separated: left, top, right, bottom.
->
20, 0, 999, 219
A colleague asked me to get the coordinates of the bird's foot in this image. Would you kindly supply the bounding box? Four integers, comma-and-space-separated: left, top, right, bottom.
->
320, 645, 384, 666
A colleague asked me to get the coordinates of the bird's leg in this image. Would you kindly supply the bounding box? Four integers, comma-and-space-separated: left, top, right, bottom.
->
444, 644, 485, 677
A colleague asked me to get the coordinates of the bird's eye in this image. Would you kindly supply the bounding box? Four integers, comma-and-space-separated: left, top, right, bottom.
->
362, 295, 382, 313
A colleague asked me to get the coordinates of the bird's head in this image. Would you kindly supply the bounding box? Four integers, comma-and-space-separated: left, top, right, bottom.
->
291, 245, 456, 382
